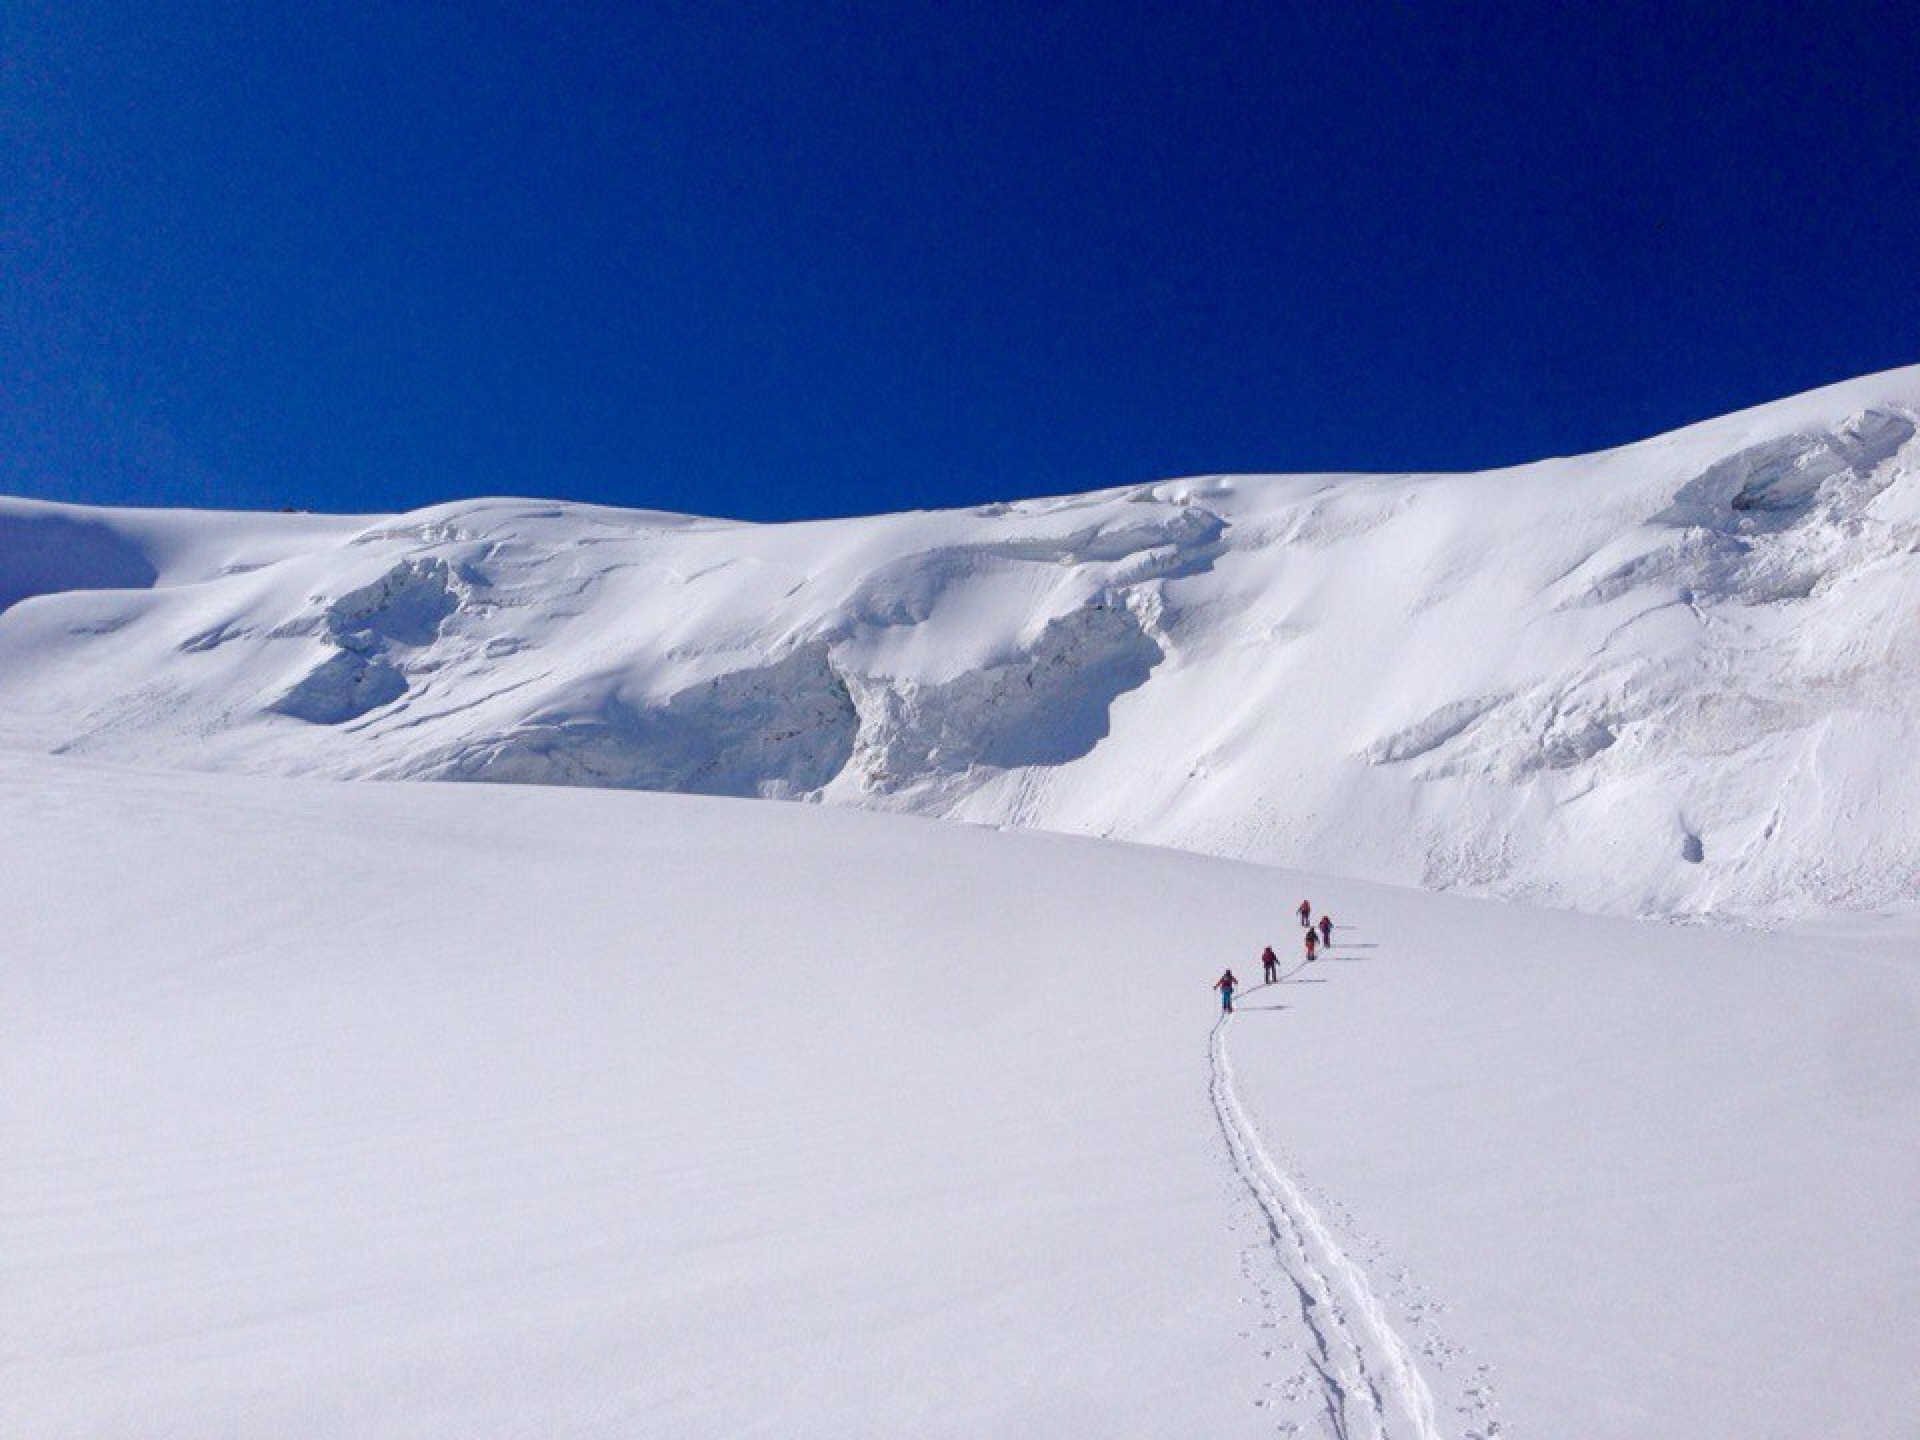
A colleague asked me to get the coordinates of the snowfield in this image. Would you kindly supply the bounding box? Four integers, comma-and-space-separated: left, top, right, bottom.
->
4, 754, 1916, 1438
2, 366, 1919, 919
4, 367, 1919, 1436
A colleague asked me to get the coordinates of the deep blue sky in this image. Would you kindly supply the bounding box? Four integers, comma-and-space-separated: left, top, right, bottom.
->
4, 2, 1915, 520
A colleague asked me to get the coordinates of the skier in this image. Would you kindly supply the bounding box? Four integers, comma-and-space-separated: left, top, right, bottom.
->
1317, 914, 1333, 949
1303, 927, 1319, 963
1215, 969, 1238, 1014
1261, 945, 1279, 985
1297, 899, 1312, 928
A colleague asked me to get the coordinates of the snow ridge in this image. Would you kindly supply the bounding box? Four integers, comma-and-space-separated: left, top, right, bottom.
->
3, 365, 1919, 918
1210, 1015, 1443, 1440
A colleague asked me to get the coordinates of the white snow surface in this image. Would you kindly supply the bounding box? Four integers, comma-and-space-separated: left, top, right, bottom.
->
4, 366, 1920, 919
4, 752, 1917, 1438
11, 366, 1920, 917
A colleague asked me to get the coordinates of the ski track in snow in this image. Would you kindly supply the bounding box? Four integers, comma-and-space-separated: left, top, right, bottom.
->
1210, 1013, 1445, 1440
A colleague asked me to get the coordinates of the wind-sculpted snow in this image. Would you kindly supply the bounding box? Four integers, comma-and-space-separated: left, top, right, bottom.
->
271, 648, 410, 725
424, 642, 859, 797
0, 505, 156, 613
271, 558, 461, 724
841, 602, 1164, 787
1, 365, 1918, 918
1663, 406, 1913, 527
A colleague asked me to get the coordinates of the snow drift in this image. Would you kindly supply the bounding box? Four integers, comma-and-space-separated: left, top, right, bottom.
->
3, 366, 1918, 919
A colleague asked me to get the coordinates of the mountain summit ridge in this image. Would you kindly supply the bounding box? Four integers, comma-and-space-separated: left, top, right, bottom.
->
4, 363, 1917, 920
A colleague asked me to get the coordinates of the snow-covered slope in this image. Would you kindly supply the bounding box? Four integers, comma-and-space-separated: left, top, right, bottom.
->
3, 366, 1918, 919
5, 753, 1916, 1437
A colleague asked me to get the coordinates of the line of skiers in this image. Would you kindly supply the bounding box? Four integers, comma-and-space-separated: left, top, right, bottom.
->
1215, 900, 1335, 1013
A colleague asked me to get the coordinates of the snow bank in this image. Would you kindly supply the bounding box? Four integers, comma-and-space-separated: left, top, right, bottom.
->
2, 366, 1919, 919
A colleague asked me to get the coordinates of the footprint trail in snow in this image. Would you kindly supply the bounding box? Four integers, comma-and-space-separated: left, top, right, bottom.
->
1209, 1015, 1450, 1440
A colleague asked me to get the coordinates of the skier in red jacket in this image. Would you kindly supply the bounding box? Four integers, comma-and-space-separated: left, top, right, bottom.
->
1215, 969, 1239, 1014
1297, 899, 1312, 928
1261, 945, 1279, 985
1318, 914, 1333, 949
